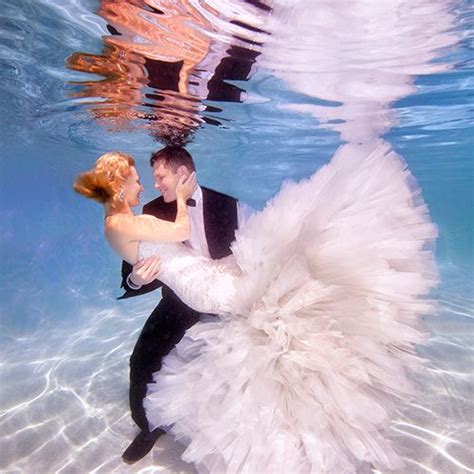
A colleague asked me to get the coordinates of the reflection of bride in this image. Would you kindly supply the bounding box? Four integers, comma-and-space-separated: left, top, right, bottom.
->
74, 140, 437, 473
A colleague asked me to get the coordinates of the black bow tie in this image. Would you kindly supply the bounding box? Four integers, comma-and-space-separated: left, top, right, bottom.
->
186, 198, 196, 207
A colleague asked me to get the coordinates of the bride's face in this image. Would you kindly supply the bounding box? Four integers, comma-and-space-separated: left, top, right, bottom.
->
123, 166, 144, 207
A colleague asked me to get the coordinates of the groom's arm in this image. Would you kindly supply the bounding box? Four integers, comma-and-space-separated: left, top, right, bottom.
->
117, 259, 164, 300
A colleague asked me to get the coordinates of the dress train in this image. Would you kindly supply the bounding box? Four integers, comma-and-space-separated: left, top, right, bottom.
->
144, 140, 438, 473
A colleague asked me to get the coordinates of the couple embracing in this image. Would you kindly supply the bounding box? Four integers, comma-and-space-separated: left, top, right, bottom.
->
74, 141, 438, 473
120, 146, 252, 463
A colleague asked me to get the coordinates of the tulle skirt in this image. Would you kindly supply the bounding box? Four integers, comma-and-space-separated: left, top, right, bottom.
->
144, 140, 438, 473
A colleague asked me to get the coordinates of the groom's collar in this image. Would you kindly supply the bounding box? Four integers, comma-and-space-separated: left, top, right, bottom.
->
191, 185, 203, 206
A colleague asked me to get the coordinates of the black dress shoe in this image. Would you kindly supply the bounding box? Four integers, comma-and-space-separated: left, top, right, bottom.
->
122, 428, 165, 464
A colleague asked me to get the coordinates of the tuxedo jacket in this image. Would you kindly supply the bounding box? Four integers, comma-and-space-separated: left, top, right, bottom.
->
119, 186, 239, 301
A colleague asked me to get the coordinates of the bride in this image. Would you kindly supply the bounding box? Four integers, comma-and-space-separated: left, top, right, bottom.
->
74, 140, 438, 473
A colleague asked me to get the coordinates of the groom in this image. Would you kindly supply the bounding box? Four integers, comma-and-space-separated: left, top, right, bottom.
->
119, 145, 252, 463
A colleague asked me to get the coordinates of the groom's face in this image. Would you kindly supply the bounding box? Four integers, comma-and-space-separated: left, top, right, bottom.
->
153, 161, 189, 203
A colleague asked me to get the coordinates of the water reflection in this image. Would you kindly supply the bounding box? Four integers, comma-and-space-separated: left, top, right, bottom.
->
262, 0, 459, 143
66, 0, 460, 147
67, 0, 268, 144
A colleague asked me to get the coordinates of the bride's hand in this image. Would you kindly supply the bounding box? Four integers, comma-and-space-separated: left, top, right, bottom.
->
176, 171, 197, 201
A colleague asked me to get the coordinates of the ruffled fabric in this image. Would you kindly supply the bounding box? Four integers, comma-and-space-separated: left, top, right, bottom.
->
144, 139, 438, 473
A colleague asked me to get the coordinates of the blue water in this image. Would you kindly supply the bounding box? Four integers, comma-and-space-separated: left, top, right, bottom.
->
0, 0, 473, 472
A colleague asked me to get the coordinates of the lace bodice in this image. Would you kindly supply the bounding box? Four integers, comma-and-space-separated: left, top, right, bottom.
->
139, 241, 241, 314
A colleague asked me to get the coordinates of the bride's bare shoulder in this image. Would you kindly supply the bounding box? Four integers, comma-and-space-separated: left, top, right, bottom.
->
104, 214, 154, 236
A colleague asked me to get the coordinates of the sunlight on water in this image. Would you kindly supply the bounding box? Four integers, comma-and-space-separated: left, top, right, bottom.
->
1, 296, 196, 473
1, 273, 472, 473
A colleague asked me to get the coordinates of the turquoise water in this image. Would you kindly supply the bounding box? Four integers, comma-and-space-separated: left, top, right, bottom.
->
0, 0, 473, 472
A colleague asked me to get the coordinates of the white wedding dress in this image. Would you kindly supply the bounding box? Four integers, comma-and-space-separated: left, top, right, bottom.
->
139, 140, 438, 474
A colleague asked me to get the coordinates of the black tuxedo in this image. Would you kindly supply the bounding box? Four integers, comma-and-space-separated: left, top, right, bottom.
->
119, 187, 238, 432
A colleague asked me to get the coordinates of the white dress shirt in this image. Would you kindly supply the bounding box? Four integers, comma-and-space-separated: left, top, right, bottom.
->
186, 185, 254, 257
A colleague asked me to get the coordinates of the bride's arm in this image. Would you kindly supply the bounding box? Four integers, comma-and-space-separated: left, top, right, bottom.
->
106, 171, 197, 243
106, 196, 190, 242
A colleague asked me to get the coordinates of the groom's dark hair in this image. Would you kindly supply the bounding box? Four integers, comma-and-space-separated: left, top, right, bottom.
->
150, 146, 196, 172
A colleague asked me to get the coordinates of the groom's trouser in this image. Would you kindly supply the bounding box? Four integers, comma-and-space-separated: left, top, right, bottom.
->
129, 288, 201, 432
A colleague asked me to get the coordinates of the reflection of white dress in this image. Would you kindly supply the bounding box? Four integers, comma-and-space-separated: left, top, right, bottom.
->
140, 141, 438, 474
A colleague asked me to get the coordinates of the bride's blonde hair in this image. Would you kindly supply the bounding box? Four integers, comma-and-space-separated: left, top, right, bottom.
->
73, 152, 135, 209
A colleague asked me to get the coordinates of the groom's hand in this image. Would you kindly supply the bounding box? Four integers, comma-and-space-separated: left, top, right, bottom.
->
129, 256, 161, 288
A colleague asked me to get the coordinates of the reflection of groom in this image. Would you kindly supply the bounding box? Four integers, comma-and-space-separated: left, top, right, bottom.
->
119, 146, 252, 463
